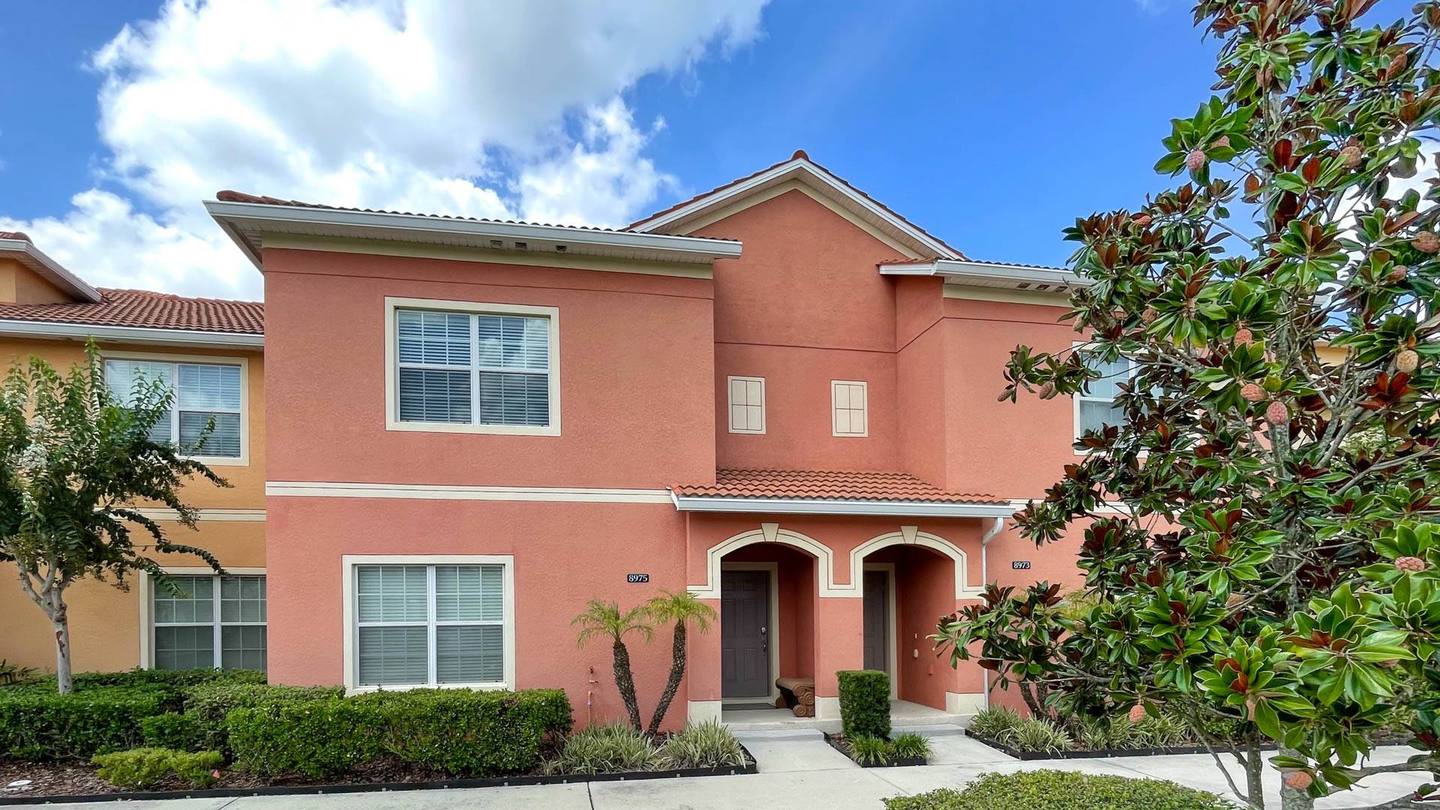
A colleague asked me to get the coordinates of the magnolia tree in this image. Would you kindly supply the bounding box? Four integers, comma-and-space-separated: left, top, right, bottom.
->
935, 2, 1440, 808
0, 345, 226, 693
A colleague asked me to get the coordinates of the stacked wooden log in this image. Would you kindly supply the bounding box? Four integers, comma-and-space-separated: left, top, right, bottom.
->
774, 676, 816, 718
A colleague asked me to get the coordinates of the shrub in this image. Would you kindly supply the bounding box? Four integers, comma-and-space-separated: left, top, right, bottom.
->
183, 682, 341, 754
546, 723, 659, 775
1007, 718, 1072, 754
848, 735, 891, 766
361, 689, 570, 775
0, 685, 169, 761
92, 748, 224, 790
657, 720, 747, 769
889, 732, 930, 761
883, 770, 1232, 810
966, 706, 1022, 741
1132, 713, 1190, 748
140, 713, 205, 752
837, 670, 890, 740
227, 698, 382, 779
227, 688, 573, 779
0, 659, 37, 686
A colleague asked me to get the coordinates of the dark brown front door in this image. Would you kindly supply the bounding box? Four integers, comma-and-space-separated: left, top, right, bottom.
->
863, 569, 890, 674
721, 569, 770, 699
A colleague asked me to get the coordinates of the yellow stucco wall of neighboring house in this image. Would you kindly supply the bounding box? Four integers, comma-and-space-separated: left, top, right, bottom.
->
0, 336, 265, 674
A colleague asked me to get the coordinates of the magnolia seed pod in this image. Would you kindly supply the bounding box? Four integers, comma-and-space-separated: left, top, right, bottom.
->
1128, 704, 1147, 723
1388, 265, 1409, 284
1283, 771, 1314, 791
1141, 307, 1159, 324
1185, 148, 1207, 172
1397, 349, 1419, 373
1396, 556, 1428, 572
1240, 383, 1265, 402
1414, 231, 1440, 254
1265, 401, 1289, 426
1233, 327, 1254, 347
1339, 144, 1362, 169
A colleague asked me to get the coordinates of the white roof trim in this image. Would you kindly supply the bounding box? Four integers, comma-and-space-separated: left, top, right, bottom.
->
631, 158, 961, 260
669, 492, 1018, 518
881, 259, 1090, 291
205, 200, 742, 270
0, 319, 263, 349
0, 238, 102, 303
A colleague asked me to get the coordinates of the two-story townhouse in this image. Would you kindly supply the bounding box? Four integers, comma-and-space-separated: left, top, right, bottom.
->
0, 231, 267, 676
206, 152, 1099, 729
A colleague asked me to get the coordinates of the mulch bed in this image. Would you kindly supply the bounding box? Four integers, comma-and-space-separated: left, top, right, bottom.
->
821, 733, 927, 768
0, 749, 758, 804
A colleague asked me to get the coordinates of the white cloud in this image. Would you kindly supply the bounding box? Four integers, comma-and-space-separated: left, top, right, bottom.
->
1, 0, 766, 299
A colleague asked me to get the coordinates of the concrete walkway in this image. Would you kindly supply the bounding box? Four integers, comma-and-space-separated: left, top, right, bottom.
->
33, 735, 1430, 809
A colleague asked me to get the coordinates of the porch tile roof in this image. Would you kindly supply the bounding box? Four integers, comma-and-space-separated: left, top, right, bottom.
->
671, 468, 1003, 505
0, 289, 264, 334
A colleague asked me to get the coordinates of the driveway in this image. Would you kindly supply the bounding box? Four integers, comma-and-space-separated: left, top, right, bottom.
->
31, 734, 1429, 809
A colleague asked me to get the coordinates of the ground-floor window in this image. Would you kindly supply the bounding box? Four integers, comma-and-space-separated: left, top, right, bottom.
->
350, 560, 512, 689
152, 574, 267, 671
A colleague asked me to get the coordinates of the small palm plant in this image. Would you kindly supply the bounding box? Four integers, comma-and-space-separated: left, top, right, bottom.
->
645, 590, 717, 735
573, 599, 653, 731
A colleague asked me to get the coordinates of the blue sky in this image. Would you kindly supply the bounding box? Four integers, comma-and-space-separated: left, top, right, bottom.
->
0, 1, 1409, 298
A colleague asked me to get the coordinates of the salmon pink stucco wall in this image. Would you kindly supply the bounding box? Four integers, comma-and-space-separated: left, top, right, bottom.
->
868, 544, 975, 710
694, 190, 907, 472
265, 497, 698, 730
262, 247, 717, 489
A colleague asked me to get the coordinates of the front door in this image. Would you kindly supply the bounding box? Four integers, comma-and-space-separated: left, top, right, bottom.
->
721, 569, 770, 699
863, 569, 890, 674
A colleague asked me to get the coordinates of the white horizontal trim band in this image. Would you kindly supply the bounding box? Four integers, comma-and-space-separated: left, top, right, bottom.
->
267, 481, 673, 504
670, 494, 1018, 518
0, 319, 263, 348
130, 508, 266, 522
880, 259, 1089, 289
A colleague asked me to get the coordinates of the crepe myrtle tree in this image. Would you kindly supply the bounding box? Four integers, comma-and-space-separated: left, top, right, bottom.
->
0, 343, 227, 694
935, 2, 1440, 807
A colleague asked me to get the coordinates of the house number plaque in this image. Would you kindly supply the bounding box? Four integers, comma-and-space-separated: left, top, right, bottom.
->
626, 573, 650, 583
1011, 561, 1033, 570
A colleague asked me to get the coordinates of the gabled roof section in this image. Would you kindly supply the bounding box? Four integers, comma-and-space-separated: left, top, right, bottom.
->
206, 191, 742, 272
0, 232, 103, 303
629, 151, 965, 261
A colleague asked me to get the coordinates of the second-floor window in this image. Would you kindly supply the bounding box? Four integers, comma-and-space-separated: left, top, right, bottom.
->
728, 376, 766, 434
104, 357, 244, 460
1075, 355, 1134, 438
831, 380, 868, 437
390, 300, 559, 435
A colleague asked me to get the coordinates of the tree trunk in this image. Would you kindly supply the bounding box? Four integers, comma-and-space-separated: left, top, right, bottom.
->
1244, 738, 1266, 809
612, 638, 643, 731
47, 587, 73, 695
647, 621, 687, 736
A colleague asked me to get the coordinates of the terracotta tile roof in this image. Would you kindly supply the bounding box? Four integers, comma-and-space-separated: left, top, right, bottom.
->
0, 231, 31, 242
214, 190, 736, 243
627, 150, 968, 259
0, 289, 264, 335
671, 468, 1002, 504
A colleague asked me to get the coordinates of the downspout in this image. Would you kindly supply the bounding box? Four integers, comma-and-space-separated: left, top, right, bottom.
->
978, 516, 1006, 711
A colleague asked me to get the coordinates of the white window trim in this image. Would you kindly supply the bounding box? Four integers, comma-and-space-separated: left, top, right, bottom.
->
1072, 343, 1137, 452
137, 567, 266, 669
830, 379, 869, 438
726, 375, 766, 434
341, 554, 516, 694
102, 351, 251, 466
383, 297, 561, 436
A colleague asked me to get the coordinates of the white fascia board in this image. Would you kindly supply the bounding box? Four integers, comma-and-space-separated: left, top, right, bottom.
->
670, 494, 1019, 518
205, 200, 743, 269
0, 319, 263, 348
0, 238, 102, 303
880, 258, 1091, 288
632, 159, 961, 260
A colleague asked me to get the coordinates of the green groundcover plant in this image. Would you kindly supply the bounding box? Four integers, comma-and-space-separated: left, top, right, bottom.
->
883, 771, 1232, 810
91, 748, 223, 790
933, 2, 1440, 808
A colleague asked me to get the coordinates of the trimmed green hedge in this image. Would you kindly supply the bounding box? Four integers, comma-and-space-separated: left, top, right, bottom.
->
837, 670, 890, 740
182, 682, 342, 754
0, 669, 265, 761
139, 713, 205, 752
228, 688, 574, 779
882, 771, 1232, 810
